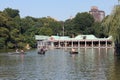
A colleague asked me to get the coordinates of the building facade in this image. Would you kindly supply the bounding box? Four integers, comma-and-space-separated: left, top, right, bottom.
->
89, 6, 105, 22
35, 35, 113, 49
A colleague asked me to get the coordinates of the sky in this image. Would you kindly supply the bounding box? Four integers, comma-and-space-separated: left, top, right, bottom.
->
0, 0, 118, 21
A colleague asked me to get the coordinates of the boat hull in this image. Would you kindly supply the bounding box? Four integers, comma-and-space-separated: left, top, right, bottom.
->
38, 51, 45, 55
70, 51, 78, 54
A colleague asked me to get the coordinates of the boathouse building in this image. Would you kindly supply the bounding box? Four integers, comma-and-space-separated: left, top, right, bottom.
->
35, 35, 113, 49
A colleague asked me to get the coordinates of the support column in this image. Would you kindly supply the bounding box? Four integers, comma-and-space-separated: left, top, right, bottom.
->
78, 41, 79, 48
106, 40, 107, 53
65, 41, 67, 49
92, 40, 93, 48
43, 41, 45, 46
59, 40, 60, 48
72, 40, 73, 48
79, 41, 81, 47
106, 40, 107, 48
78, 41, 80, 52
91, 40, 93, 52
41, 41, 43, 46
37, 41, 39, 49
99, 40, 100, 48
85, 40, 86, 48
51, 42, 54, 47
42, 41, 43, 46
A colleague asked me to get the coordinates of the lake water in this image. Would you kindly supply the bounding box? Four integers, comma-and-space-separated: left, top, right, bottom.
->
0, 48, 120, 80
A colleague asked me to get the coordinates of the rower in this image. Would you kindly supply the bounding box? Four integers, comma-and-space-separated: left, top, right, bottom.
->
16, 49, 19, 53
20, 49, 24, 54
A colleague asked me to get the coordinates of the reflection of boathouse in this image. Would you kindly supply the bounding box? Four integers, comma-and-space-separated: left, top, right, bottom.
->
35, 35, 113, 49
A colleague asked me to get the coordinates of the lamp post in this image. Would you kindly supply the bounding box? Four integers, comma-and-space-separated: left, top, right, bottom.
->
62, 22, 64, 36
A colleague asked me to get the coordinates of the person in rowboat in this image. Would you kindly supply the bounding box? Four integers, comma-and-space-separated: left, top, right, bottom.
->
20, 49, 24, 54
16, 49, 19, 53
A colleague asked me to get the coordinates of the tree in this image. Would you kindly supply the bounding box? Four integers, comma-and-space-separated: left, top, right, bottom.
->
0, 12, 10, 28
49, 21, 62, 35
3, 8, 20, 18
0, 38, 5, 48
37, 17, 62, 35
102, 5, 120, 55
92, 22, 107, 38
0, 27, 9, 48
37, 27, 53, 36
73, 12, 94, 34
20, 17, 35, 34
64, 19, 76, 37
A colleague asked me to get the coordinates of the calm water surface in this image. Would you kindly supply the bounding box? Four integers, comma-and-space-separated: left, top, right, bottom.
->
0, 48, 120, 80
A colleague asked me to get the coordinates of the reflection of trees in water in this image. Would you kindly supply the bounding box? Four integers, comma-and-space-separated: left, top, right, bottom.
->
0, 55, 23, 79
108, 56, 120, 80
0, 49, 117, 79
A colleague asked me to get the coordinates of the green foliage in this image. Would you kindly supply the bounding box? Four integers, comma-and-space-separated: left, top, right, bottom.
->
3, 8, 20, 18
91, 22, 107, 38
73, 12, 94, 34
64, 19, 76, 37
0, 8, 107, 49
0, 12, 10, 27
102, 5, 120, 42
64, 12, 95, 36
37, 27, 53, 36
48, 21, 62, 35
17, 42, 26, 49
0, 27, 9, 38
24, 35, 36, 48
7, 42, 14, 49
0, 38, 5, 49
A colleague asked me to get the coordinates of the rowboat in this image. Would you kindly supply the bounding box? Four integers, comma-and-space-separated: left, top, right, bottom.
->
69, 51, 78, 54
69, 48, 78, 54
38, 51, 45, 55
38, 47, 47, 55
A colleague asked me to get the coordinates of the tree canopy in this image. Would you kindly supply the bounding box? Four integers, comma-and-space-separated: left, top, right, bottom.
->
75, 12, 94, 34
0, 8, 106, 49
102, 5, 120, 42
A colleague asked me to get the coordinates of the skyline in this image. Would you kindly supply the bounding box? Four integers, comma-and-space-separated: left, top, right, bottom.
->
0, 0, 118, 21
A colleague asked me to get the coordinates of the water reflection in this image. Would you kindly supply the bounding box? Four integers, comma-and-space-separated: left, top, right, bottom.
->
0, 48, 120, 80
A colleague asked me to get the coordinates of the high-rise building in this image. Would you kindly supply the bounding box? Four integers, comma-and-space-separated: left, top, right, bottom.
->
89, 6, 105, 22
